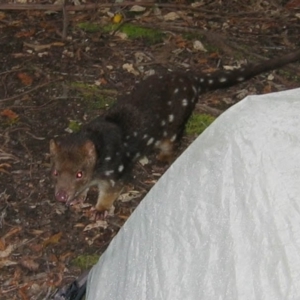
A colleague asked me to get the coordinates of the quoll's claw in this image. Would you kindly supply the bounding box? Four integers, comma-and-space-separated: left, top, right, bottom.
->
91, 207, 109, 220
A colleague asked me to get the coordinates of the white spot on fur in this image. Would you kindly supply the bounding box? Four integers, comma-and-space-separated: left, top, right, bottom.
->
170, 134, 177, 142
105, 170, 114, 176
200, 78, 205, 83
168, 114, 174, 122
182, 99, 188, 106
174, 88, 179, 94
183, 86, 187, 91
167, 101, 172, 106
143, 134, 148, 139
147, 137, 154, 146
155, 140, 161, 147
161, 120, 166, 126
163, 131, 168, 137
208, 79, 214, 84
134, 152, 140, 160
192, 86, 197, 94
105, 157, 111, 161
110, 180, 115, 187
118, 165, 124, 172
237, 77, 245, 82
133, 131, 137, 137
219, 77, 227, 83
126, 135, 130, 140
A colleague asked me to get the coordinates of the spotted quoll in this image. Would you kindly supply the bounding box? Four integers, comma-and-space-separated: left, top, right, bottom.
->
50, 49, 300, 216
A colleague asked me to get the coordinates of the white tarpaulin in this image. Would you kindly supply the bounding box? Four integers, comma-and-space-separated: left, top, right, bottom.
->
86, 88, 300, 300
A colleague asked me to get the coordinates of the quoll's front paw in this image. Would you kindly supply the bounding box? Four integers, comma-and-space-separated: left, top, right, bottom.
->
90, 209, 107, 221
90, 205, 115, 220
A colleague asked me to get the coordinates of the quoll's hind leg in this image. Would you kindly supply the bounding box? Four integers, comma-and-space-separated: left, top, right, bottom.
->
155, 139, 175, 164
94, 180, 124, 219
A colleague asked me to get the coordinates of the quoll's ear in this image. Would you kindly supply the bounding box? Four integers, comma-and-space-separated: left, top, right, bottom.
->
49, 139, 59, 156
83, 140, 97, 163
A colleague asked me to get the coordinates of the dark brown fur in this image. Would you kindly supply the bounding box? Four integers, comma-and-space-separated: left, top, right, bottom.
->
50, 50, 300, 215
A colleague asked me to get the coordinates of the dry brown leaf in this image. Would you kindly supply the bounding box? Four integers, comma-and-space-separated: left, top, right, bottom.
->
0, 12, 5, 20
118, 214, 130, 220
163, 11, 181, 21
263, 84, 272, 94
51, 42, 65, 47
118, 191, 141, 203
193, 40, 207, 52
285, 0, 300, 9
23, 42, 52, 52
42, 232, 63, 248
0, 244, 15, 258
59, 251, 73, 262
0, 238, 6, 251
74, 223, 85, 228
175, 36, 187, 48
11, 53, 31, 58
13, 266, 22, 282
29, 229, 44, 235
144, 179, 157, 184
0, 109, 19, 120
18, 284, 30, 300
0, 258, 18, 268
15, 29, 36, 38
17, 72, 33, 86
48, 253, 59, 264
209, 52, 220, 59
0, 164, 10, 174
122, 63, 139, 76
84, 220, 108, 231
29, 243, 43, 252
20, 257, 39, 271
3, 226, 22, 239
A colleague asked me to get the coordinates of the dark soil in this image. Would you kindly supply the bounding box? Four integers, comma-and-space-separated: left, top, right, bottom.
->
0, 1, 300, 299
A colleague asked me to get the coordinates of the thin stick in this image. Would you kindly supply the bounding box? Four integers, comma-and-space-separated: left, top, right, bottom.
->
0, 80, 60, 103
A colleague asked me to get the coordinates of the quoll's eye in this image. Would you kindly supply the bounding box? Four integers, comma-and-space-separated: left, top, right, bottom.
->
53, 169, 58, 176
76, 171, 83, 179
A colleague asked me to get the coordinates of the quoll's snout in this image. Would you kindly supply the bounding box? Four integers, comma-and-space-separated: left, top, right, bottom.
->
55, 190, 69, 203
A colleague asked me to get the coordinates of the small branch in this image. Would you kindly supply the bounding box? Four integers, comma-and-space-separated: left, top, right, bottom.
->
62, 0, 68, 40
0, 80, 60, 103
197, 104, 223, 116
0, 2, 257, 16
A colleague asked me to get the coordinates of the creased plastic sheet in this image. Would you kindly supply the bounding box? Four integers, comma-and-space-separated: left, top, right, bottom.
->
87, 88, 300, 300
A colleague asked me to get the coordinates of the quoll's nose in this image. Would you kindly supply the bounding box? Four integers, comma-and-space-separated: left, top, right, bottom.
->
55, 190, 69, 202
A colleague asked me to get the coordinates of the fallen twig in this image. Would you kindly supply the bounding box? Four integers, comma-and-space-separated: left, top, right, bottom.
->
0, 80, 60, 103
0, 2, 270, 17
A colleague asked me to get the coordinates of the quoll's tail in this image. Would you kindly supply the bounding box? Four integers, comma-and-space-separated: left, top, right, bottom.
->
197, 49, 300, 91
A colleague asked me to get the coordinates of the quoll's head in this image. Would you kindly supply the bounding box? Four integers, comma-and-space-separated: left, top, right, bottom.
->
49, 137, 97, 205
